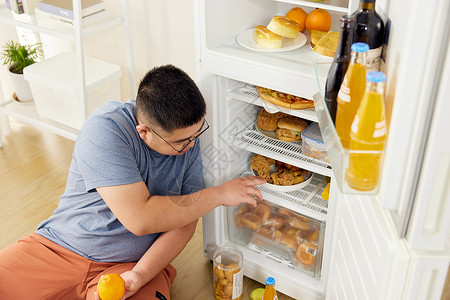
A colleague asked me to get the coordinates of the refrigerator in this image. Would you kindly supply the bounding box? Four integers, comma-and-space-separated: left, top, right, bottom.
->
193, 0, 450, 299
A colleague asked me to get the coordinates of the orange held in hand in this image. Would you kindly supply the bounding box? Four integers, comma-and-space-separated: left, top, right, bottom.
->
97, 273, 125, 300
305, 8, 332, 32
285, 7, 308, 32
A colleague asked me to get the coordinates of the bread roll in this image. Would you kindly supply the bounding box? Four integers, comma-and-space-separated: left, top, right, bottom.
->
235, 204, 250, 216
266, 216, 285, 229
287, 216, 310, 230
240, 213, 263, 231
256, 108, 286, 131
277, 207, 294, 217
273, 230, 283, 241
253, 25, 282, 49
296, 241, 317, 267
267, 16, 301, 39
303, 228, 320, 243
254, 203, 271, 221
256, 227, 275, 240
280, 235, 298, 250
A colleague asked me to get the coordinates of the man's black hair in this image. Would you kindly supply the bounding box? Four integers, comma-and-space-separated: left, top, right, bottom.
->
136, 65, 206, 132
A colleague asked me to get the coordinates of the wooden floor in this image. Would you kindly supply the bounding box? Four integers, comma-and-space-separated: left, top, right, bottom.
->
0, 121, 296, 300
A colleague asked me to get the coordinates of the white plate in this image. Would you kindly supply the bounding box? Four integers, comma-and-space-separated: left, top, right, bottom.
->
310, 44, 334, 59
255, 123, 278, 140
236, 28, 307, 52
252, 166, 313, 192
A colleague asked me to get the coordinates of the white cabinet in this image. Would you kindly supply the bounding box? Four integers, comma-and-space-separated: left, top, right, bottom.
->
0, 0, 135, 144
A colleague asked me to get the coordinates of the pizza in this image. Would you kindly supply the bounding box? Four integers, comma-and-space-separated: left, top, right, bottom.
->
256, 86, 315, 109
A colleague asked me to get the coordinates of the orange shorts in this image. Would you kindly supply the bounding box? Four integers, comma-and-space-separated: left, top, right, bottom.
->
0, 233, 176, 300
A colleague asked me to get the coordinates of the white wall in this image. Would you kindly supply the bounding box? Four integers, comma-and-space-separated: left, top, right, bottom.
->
119, 0, 198, 98
0, 0, 198, 101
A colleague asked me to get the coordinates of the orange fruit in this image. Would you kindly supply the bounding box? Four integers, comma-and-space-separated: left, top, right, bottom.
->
305, 8, 332, 32
285, 7, 308, 32
97, 273, 125, 300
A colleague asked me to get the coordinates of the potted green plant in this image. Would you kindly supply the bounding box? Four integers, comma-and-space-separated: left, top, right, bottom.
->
1, 40, 42, 103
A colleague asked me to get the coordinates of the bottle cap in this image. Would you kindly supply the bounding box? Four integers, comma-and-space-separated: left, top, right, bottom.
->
351, 42, 369, 52
367, 71, 386, 83
265, 277, 275, 285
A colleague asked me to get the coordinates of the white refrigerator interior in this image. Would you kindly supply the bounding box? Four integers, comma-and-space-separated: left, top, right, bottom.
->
194, 0, 450, 299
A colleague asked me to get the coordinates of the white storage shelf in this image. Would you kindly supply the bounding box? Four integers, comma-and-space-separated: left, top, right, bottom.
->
24, 52, 122, 130
0, 1, 133, 145
0, 100, 78, 141
0, 4, 122, 41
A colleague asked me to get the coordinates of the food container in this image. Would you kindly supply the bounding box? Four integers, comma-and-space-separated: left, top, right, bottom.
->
301, 122, 329, 163
213, 246, 244, 300
23, 52, 121, 130
231, 200, 324, 278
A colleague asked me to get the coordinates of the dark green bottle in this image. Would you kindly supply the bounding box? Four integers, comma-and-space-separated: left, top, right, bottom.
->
350, 0, 385, 72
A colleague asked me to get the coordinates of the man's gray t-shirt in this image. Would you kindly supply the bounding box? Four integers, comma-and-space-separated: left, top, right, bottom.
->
36, 100, 205, 262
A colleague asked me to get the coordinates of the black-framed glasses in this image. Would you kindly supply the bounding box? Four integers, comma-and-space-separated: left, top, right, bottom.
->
143, 119, 209, 153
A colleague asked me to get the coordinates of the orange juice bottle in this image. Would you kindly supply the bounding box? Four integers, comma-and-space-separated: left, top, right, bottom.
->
335, 42, 369, 149
346, 71, 387, 191
263, 277, 278, 300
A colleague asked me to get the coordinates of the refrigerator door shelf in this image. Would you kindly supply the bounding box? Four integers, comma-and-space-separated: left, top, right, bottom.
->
312, 62, 385, 195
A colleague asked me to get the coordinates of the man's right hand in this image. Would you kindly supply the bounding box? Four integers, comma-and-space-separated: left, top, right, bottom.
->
214, 176, 266, 208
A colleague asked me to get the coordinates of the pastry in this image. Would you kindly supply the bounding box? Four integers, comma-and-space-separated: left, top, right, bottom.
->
254, 203, 271, 221
277, 207, 294, 217
266, 216, 284, 229
256, 227, 275, 240
287, 216, 310, 230
280, 235, 298, 250
267, 16, 301, 39
296, 241, 317, 267
253, 25, 282, 49
240, 212, 263, 231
